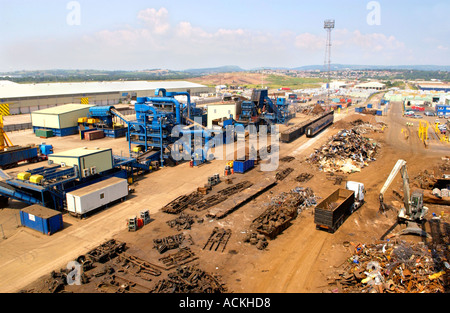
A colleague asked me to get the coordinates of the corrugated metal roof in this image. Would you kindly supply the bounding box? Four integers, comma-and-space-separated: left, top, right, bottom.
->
31, 103, 93, 115
0, 80, 207, 99
50, 147, 111, 158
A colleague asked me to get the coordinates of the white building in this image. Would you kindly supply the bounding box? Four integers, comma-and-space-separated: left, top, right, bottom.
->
354, 82, 386, 90
0, 80, 214, 115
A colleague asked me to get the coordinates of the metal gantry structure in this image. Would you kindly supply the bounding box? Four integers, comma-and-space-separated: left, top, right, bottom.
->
324, 19, 335, 108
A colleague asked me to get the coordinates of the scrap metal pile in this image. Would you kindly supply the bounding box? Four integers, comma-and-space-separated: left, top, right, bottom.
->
276, 167, 294, 181
158, 247, 199, 270
252, 187, 317, 239
153, 233, 194, 254
307, 127, 379, 174
329, 235, 449, 293
162, 181, 253, 214
167, 212, 202, 230
150, 265, 227, 293
203, 227, 232, 252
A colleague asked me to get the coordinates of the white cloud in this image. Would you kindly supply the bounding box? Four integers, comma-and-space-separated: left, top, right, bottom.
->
137, 8, 170, 35
0, 7, 437, 71
295, 33, 325, 51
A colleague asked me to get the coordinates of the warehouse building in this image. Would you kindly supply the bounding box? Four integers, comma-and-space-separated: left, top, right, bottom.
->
0, 80, 214, 115
354, 82, 386, 91
416, 82, 450, 93
31, 103, 93, 136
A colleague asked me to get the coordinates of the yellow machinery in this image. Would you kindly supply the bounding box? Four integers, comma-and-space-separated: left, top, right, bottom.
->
17, 172, 31, 181
418, 120, 429, 142
0, 115, 13, 151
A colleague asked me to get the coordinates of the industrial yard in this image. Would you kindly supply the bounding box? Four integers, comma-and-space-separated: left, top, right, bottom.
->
0, 86, 449, 294
0, 2, 449, 300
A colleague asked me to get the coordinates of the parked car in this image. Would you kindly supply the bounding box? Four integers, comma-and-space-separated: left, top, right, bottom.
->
424, 111, 435, 116
412, 114, 423, 119
435, 119, 440, 124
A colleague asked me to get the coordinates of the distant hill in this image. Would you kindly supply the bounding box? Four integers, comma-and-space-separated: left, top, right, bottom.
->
182, 65, 245, 74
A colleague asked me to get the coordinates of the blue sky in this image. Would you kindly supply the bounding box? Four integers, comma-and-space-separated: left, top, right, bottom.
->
0, 0, 449, 71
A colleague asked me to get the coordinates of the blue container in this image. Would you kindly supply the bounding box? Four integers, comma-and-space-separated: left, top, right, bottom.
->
367, 104, 373, 109
0, 147, 38, 168
233, 159, 255, 173
376, 110, 383, 116
20, 205, 63, 235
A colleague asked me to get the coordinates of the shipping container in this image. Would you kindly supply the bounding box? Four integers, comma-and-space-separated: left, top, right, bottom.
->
85, 130, 105, 141
20, 205, 63, 235
0, 146, 38, 169
233, 159, 255, 173
35, 129, 54, 138
367, 104, 373, 109
65, 177, 128, 216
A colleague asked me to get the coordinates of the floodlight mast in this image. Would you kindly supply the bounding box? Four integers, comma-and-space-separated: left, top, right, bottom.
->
324, 19, 335, 109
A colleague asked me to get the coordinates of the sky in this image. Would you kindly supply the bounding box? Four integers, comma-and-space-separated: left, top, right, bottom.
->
0, 0, 449, 71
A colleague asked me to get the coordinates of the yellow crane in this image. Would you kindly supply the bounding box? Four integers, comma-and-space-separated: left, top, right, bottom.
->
0, 115, 13, 151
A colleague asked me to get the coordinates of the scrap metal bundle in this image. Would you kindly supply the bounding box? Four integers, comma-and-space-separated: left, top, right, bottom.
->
252, 187, 316, 239
79, 239, 126, 265
153, 233, 193, 254
151, 265, 227, 293
276, 168, 294, 181
161, 192, 204, 214
118, 252, 162, 278
158, 247, 199, 270
203, 227, 232, 252
295, 172, 314, 183
307, 127, 379, 174
166, 212, 199, 230
330, 238, 449, 293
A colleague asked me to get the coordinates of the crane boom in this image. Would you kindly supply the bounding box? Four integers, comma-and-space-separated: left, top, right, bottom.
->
379, 159, 411, 213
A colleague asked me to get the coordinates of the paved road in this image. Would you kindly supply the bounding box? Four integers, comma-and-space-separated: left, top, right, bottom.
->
385, 101, 449, 154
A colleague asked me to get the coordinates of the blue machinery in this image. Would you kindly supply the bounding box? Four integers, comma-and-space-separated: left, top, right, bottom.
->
0, 163, 128, 210
237, 89, 294, 127
83, 88, 216, 170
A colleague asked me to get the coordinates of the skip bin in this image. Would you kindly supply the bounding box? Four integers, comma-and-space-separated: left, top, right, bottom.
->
20, 205, 63, 235
233, 159, 255, 173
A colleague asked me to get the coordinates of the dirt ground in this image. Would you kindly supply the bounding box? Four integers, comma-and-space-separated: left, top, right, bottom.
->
187, 72, 268, 87
1, 101, 449, 294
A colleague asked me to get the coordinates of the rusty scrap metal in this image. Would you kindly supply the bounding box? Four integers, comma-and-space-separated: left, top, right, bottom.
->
158, 247, 199, 270
162, 192, 204, 214
329, 238, 449, 293
118, 252, 162, 277
151, 265, 227, 293
167, 212, 198, 230
203, 227, 232, 252
153, 233, 193, 254
307, 127, 379, 174
252, 187, 316, 239
296, 172, 314, 183
276, 168, 294, 181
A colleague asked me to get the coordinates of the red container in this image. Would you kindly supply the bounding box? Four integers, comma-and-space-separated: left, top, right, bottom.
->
137, 218, 144, 228
85, 130, 105, 141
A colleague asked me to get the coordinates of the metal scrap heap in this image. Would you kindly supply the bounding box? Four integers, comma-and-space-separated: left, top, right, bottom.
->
151, 265, 227, 293
330, 238, 449, 293
252, 187, 317, 240
307, 127, 379, 174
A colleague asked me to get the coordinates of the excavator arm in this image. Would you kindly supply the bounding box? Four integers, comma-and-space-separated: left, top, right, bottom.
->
379, 159, 411, 213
